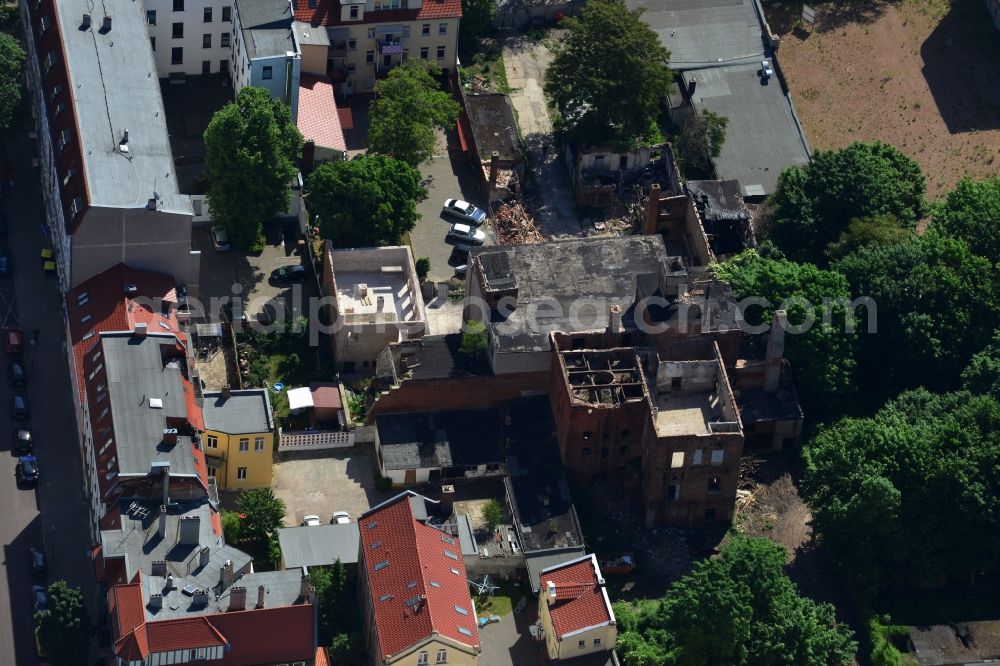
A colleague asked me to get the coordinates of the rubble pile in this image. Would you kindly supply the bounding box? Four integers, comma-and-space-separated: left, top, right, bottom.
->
491, 200, 544, 245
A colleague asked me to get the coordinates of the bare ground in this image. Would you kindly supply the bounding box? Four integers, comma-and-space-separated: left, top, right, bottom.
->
767, 0, 1000, 199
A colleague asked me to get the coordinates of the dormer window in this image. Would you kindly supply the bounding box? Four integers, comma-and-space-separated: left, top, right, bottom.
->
349, 4, 358, 19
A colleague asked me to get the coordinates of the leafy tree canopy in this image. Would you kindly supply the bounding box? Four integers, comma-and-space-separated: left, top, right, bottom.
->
929, 176, 1000, 260
367, 62, 460, 166
221, 509, 243, 544
712, 250, 857, 417
833, 231, 1000, 406
459, 320, 487, 358
307, 155, 426, 247
545, 0, 672, 147
768, 142, 927, 264
204, 87, 302, 251
482, 499, 503, 532
615, 537, 856, 666
676, 110, 728, 177
823, 214, 912, 261
460, 0, 495, 40
236, 488, 286, 542
36, 580, 91, 666
962, 332, 1000, 399
0, 32, 26, 130
802, 389, 1000, 595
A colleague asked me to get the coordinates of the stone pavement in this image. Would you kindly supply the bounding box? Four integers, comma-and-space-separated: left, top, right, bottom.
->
502, 31, 582, 239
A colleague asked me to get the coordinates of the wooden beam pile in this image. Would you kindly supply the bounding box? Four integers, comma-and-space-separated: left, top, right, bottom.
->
491, 200, 544, 245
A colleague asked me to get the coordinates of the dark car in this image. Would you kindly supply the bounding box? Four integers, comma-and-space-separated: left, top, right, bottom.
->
32, 584, 47, 612
28, 548, 46, 579
13, 425, 32, 453
269, 264, 307, 285
17, 455, 39, 486
0, 251, 9, 276
12, 393, 29, 419
9, 358, 26, 386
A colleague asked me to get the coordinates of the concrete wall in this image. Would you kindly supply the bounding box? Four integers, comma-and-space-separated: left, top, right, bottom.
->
145, 0, 233, 77
300, 42, 327, 75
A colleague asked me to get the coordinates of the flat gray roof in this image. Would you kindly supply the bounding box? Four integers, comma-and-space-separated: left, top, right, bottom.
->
237, 0, 295, 58
687, 64, 810, 195
524, 547, 587, 593
277, 523, 360, 568
202, 390, 273, 434
54, 0, 188, 213
102, 333, 197, 477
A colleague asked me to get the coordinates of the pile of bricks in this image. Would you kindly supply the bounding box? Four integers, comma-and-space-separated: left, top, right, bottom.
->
491, 199, 544, 245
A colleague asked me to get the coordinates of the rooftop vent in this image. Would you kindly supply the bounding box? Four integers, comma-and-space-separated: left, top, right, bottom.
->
100, 14, 112, 32
149, 397, 163, 409
133, 322, 147, 338
81, 13, 91, 29
118, 128, 129, 155
124, 283, 138, 296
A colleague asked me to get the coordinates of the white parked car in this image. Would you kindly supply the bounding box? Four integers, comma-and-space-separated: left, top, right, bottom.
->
331, 511, 351, 525
442, 199, 487, 226
302, 515, 322, 526
210, 226, 231, 252
446, 223, 486, 247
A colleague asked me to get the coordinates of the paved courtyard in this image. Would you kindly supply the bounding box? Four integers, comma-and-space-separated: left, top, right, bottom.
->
272, 448, 391, 527
478, 605, 545, 666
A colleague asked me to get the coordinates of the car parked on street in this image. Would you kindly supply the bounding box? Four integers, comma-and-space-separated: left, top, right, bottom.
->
9, 358, 26, 386
28, 548, 46, 579
442, 199, 487, 226
13, 424, 32, 453
331, 511, 351, 525
302, 515, 322, 526
446, 223, 486, 247
12, 393, 29, 419
211, 226, 231, 252
17, 455, 40, 487
4, 326, 23, 354
269, 264, 307, 286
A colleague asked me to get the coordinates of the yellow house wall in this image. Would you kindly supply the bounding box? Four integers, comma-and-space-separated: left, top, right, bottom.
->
203, 430, 274, 490
385, 638, 478, 666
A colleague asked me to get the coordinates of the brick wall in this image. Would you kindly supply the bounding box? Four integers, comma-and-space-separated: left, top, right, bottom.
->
368, 371, 549, 417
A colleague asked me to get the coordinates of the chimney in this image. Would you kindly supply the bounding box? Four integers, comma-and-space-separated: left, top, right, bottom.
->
229, 586, 247, 611
158, 462, 170, 509
687, 76, 697, 95
147, 198, 158, 211
220, 559, 235, 589
178, 515, 201, 546
256, 585, 266, 608
148, 593, 162, 611
764, 310, 787, 392
607, 304, 624, 337
440, 485, 455, 516
81, 13, 91, 29
376, 296, 385, 312
158, 505, 167, 539
162, 428, 178, 446
546, 580, 556, 605
198, 546, 210, 569
101, 14, 112, 32
488, 151, 500, 192
299, 571, 311, 601
151, 560, 167, 576
301, 140, 316, 174
165, 575, 174, 592
192, 589, 209, 608
644, 183, 661, 234
133, 322, 147, 338
221, 385, 231, 400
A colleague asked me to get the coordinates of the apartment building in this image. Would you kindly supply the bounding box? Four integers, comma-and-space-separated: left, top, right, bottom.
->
232, 0, 302, 117
202, 388, 276, 490
536, 554, 618, 663
20, 0, 200, 293
145, 0, 234, 77
293, 0, 461, 96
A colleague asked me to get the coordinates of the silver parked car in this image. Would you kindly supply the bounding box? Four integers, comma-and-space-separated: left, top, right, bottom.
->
442, 199, 487, 226
446, 223, 486, 247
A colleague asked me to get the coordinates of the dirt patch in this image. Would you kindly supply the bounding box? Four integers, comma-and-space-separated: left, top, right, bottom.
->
768, 0, 1000, 199
737, 458, 812, 557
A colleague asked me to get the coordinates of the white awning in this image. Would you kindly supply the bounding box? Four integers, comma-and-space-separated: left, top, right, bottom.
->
287, 386, 314, 413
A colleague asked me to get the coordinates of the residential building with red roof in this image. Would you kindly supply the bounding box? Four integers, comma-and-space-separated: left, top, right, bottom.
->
292, 0, 460, 99
358, 491, 481, 665
537, 554, 618, 664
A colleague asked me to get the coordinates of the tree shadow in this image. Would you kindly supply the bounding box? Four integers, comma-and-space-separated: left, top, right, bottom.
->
920, 0, 1000, 134
764, 0, 902, 35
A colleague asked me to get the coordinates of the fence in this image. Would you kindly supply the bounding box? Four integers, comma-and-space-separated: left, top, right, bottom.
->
277, 428, 355, 452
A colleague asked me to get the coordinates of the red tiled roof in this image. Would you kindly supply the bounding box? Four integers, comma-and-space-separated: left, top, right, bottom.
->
298, 75, 348, 152
541, 555, 614, 638
359, 493, 480, 660
111, 577, 149, 660
316, 646, 331, 666
210, 604, 315, 666
294, 0, 460, 28
147, 617, 228, 653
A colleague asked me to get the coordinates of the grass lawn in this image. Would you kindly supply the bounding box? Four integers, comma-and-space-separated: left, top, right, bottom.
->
473, 579, 526, 617
458, 36, 509, 93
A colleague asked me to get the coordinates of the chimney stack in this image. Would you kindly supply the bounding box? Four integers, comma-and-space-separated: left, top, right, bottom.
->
299, 571, 311, 601
192, 589, 209, 608
178, 515, 201, 546
488, 151, 500, 192
133, 322, 147, 338
162, 428, 178, 446
198, 546, 210, 570
220, 559, 235, 589
165, 575, 174, 591
151, 560, 167, 576
221, 385, 231, 400
229, 586, 247, 611
607, 304, 624, 337
158, 505, 167, 539
687, 76, 697, 95
643, 183, 661, 234
101, 14, 112, 32
148, 593, 162, 611
440, 485, 455, 517
764, 310, 787, 392
256, 585, 266, 608
546, 580, 556, 605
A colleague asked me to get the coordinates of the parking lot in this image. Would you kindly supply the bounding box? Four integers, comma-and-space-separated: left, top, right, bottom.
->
192, 222, 311, 324
410, 129, 493, 283
271, 448, 391, 527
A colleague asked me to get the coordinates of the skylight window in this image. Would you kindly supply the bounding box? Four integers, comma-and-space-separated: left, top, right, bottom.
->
149, 398, 163, 409
443, 549, 458, 560
80, 314, 92, 324
370, 540, 382, 549
158, 321, 171, 331
76, 292, 89, 306
454, 605, 468, 615
379, 594, 393, 602
450, 568, 459, 576
430, 581, 442, 588
440, 534, 454, 545
406, 581, 417, 589
374, 560, 389, 571
458, 627, 472, 637
405, 595, 422, 607
367, 520, 378, 529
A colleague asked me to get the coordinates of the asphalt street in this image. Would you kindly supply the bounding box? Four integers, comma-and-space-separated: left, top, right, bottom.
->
0, 135, 98, 664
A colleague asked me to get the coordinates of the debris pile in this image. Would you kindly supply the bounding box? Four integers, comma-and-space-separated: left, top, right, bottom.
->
491, 200, 544, 245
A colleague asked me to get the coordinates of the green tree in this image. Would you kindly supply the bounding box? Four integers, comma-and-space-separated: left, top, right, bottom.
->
823, 214, 912, 261
221, 509, 243, 544
460, 0, 495, 39
929, 176, 1000, 260
713, 250, 857, 416
833, 231, 1000, 406
481, 499, 503, 531
676, 110, 728, 176
963, 333, 1000, 398
307, 155, 427, 247
330, 633, 361, 663
367, 62, 460, 166
415, 257, 431, 281
35, 580, 91, 666
459, 320, 487, 358
615, 537, 856, 666
801, 389, 1000, 595
204, 87, 302, 251
768, 142, 926, 264
545, 0, 672, 146
0, 33, 26, 130
236, 488, 286, 542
